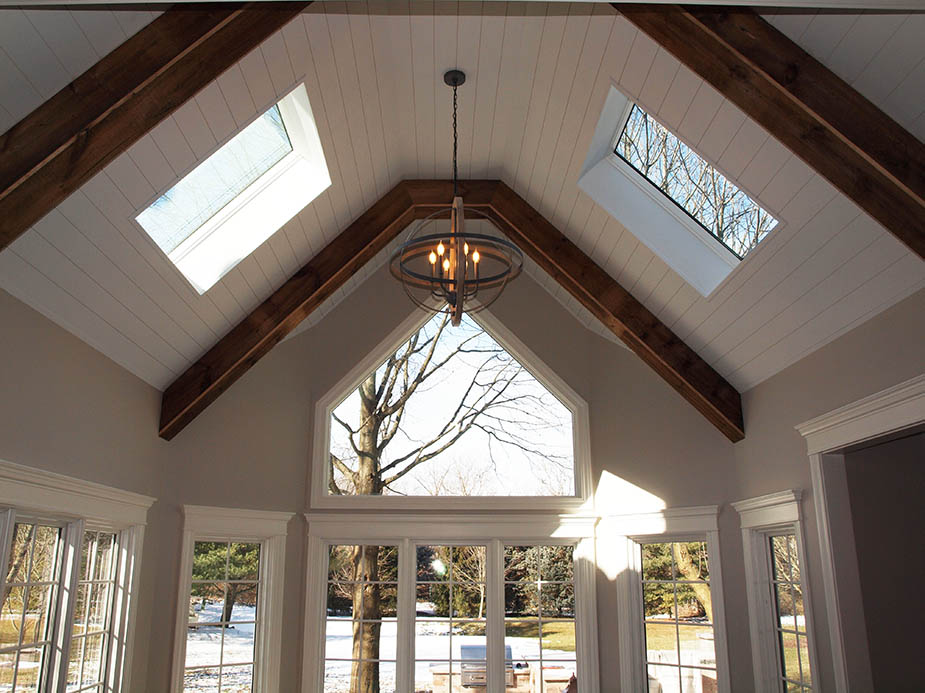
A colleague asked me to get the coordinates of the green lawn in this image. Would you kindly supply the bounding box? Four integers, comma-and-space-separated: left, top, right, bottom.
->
455, 619, 577, 652
644, 621, 714, 653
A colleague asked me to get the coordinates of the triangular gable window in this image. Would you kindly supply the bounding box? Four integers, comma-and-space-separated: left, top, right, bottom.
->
322, 311, 586, 501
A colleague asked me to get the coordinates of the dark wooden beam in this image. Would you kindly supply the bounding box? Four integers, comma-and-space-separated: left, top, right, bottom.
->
617, 4, 925, 260
0, 1, 309, 252
489, 182, 744, 442
161, 180, 744, 443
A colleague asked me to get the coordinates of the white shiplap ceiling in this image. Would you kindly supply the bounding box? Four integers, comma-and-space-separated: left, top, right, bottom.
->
0, 2, 922, 394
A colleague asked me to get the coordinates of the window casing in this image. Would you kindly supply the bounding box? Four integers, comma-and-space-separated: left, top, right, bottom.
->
303, 513, 599, 692
170, 506, 291, 693
311, 308, 592, 512
608, 506, 731, 693
0, 460, 153, 693
733, 491, 819, 693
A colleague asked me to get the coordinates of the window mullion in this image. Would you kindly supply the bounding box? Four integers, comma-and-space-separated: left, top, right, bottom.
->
49, 518, 85, 693
486, 540, 504, 691
396, 538, 414, 691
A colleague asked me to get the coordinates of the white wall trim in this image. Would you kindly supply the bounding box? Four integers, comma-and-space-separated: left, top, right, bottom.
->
308, 304, 593, 513
796, 375, 925, 692
171, 505, 293, 693
733, 489, 820, 692
795, 373, 925, 456
599, 504, 720, 537
0, 459, 155, 528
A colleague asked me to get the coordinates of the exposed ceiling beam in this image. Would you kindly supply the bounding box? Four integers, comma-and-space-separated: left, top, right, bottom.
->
0, 1, 310, 252
160, 180, 743, 443
616, 4, 925, 260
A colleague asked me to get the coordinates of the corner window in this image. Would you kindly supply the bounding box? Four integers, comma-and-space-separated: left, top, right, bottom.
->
640, 541, 717, 693
615, 105, 777, 259
769, 534, 812, 691
322, 311, 586, 502
135, 84, 331, 294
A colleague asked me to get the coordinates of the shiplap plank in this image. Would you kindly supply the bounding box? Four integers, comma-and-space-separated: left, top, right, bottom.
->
882, 57, 925, 134
171, 99, 217, 160
0, 9, 67, 99
796, 12, 859, 63
637, 46, 680, 115
432, 1, 460, 181
524, 5, 591, 206
347, 2, 392, 196
697, 98, 745, 160
823, 12, 906, 85
736, 138, 793, 205
70, 9, 130, 59
33, 208, 203, 361
511, 8, 567, 196
454, 1, 484, 181
23, 9, 97, 80
717, 118, 768, 182
0, 248, 170, 388
756, 155, 816, 217
851, 14, 925, 109
657, 63, 701, 132
193, 81, 238, 148
0, 45, 42, 125
409, 2, 437, 179
676, 79, 723, 147
147, 116, 196, 185
111, 10, 157, 40
216, 64, 258, 127
619, 27, 658, 99
13, 228, 183, 374
56, 190, 219, 343
128, 134, 178, 199
467, 4, 506, 180
646, 268, 685, 318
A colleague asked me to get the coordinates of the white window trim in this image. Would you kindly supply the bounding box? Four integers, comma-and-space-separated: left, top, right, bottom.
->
170, 505, 293, 693
578, 85, 782, 298
732, 490, 820, 692
795, 373, 925, 693
309, 305, 593, 513
301, 510, 600, 693
603, 505, 732, 693
136, 78, 331, 295
0, 459, 154, 693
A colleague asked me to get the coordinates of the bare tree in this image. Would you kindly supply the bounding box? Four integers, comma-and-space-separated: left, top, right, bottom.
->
327, 313, 571, 693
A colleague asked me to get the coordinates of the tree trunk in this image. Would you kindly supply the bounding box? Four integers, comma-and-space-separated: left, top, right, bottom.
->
349, 544, 382, 693
673, 543, 713, 623
222, 592, 236, 626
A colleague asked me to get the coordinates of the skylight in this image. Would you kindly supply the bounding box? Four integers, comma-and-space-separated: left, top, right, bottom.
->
135, 84, 330, 294
615, 104, 777, 259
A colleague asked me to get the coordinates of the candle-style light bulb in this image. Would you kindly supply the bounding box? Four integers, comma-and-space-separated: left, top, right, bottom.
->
464, 242, 469, 255
472, 249, 480, 264
442, 258, 450, 272
437, 242, 445, 256
429, 251, 437, 265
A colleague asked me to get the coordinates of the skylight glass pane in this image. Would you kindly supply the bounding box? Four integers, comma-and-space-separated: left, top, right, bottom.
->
137, 105, 292, 255
615, 104, 777, 258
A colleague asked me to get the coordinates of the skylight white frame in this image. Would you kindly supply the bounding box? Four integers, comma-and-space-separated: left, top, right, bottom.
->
136, 81, 331, 295
578, 86, 781, 298
732, 490, 820, 692
0, 459, 154, 693
309, 306, 593, 512
170, 505, 293, 693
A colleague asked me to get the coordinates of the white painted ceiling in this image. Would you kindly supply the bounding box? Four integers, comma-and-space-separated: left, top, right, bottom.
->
0, 2, 922, 394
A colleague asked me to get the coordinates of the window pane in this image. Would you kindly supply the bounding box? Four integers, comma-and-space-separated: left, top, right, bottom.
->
648, 663, 681, 693
504, 545, 538, 581
542, 620, 576, 660
21, 584, 55, 645
540, 583, 574, 618
227, 543, 260, 581
416, 620, 451, 660
13, 646, 44, 692
221, 623, 254, 666
220, 663, 253, 693
678, 623, 715, 668
645, 621, 679, 665
186, 625, 222, 670
540, 545, 574, 581
771, 535, 793, 582
615, 104, 778, 258
7, 524, 34, 583
506, 583, 539, 618
225, 583, 258, 623
183, 666, 220, 692
29, 526, 60, 583
193, 542, 229, 582
328, 312, 577, 498
799, 635, 813, 686
413, 661, 455, 693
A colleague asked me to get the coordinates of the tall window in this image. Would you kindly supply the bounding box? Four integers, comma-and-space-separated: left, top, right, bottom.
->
182, 541, 262, 692
504, 545, 576, 691
414, 545, 487, 692
1, 521, 62, 692
769, 534, 812, 692
324, 545, 398, 692
640, 541, 717, 693
327, 312, 577, 499
615, 104, 777, 259
68, 531, 119, 692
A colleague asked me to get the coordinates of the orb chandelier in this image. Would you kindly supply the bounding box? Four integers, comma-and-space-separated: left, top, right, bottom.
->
390, 69, 523, 326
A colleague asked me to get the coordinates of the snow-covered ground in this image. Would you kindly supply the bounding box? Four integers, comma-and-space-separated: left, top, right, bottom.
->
323, 617, 575, 693
183, 601, 256, 692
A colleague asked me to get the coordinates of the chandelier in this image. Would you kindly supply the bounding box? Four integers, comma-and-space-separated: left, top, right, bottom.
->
390, 69, 523, 326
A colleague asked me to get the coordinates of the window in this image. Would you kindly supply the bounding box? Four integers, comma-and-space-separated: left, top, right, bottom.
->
578, 86, 780, 296
68, 530, 119, 692
639, 541, 717, 693
306, 518, 598, 692
2, 521, 62, 692
316, 309, 591, 508
0, 461, 153, 693
171, 506, 291, 693
615, 105, 777, 259
734, 491, 818, 693
182, 541, 262, 692
135, 84, 331, 294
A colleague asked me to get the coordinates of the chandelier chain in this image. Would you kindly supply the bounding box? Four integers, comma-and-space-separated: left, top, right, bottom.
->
452, 83, 458, 197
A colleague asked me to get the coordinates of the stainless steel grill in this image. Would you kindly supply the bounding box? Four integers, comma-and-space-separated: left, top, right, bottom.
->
459, 645, 515, 688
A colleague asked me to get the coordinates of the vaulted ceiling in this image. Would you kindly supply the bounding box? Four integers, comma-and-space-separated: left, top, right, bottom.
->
1, 3, 923, 435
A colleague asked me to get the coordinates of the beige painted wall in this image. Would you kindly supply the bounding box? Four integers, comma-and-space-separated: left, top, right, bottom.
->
1, 272, 923, 691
